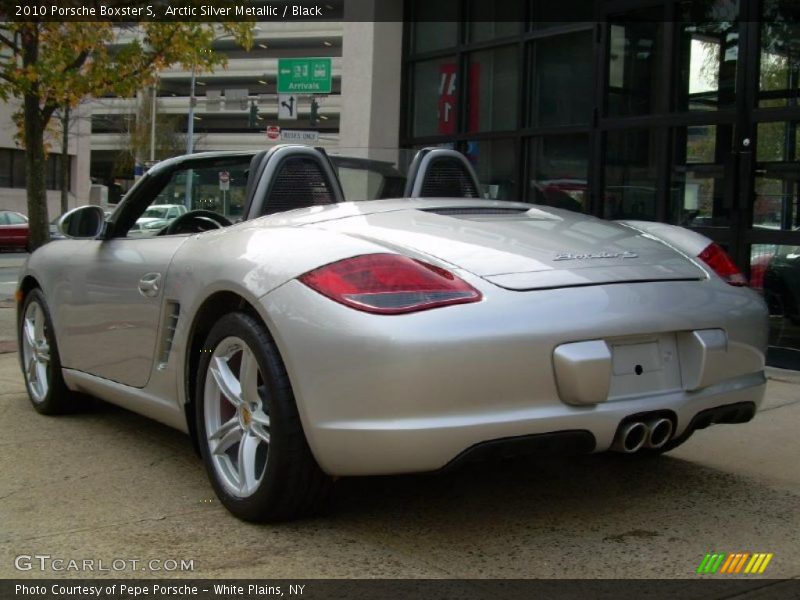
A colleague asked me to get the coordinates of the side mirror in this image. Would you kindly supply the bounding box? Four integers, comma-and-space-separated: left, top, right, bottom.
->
57, 205, 106, 239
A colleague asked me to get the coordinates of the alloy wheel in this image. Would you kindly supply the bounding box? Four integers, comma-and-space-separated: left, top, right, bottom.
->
21, 301, 51, 403
203, 336, 271, 498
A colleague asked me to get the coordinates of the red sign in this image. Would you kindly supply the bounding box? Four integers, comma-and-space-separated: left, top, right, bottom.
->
438, 63, 480, 135
266, 125, 281, 140
438, 64, 457, 135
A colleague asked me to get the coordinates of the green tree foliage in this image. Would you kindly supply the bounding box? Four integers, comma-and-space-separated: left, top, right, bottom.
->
0, 17, 253, 249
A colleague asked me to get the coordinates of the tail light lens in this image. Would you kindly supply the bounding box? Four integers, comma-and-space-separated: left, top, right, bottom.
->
697, 243, 747, 286
298, 253, 482, 314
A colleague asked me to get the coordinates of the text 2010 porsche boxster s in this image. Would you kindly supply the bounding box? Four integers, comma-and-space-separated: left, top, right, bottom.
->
17, 146, 768, 521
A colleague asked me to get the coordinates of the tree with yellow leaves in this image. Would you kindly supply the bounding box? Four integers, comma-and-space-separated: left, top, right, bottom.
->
0, 18, 253, 249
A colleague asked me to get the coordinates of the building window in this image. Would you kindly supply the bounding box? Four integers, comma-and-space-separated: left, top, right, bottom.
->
0, 150, 10, 188
607, 12, 664, 117
669, 125, 734, 227
759, 0, 800, 108
410, 56, 458, 138
529, 135, 589, 212
604, 129, 660, 220
464, 138, 517, 199
0, 150, 71, 191
467, 45, 519, 132
674, 1, 739, 112
531, 31, 593, 127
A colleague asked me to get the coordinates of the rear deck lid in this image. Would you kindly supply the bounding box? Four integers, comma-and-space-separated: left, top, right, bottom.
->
315, 202, 707, 290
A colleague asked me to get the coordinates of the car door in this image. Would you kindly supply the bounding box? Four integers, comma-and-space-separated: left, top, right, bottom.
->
56, 155, 252, 388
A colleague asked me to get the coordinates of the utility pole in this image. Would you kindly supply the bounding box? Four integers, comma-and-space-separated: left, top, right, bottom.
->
60, 104, 69, 215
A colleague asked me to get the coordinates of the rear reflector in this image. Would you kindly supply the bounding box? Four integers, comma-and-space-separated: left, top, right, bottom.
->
299, 253, 482, 314
697, 243, 747, 286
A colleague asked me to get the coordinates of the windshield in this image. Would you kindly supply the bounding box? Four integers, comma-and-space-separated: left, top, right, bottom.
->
142, 206, 170, 219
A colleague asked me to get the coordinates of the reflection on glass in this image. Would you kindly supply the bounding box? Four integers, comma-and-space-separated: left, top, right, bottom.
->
750, 244, 800, 366
759, 0, 800, 108
753, 175, 799, 231
469, 1, 524, 42
675, 1, 738, 111
607, 12, 663, 116
528, 135, 589, 212
467, 46, 519, 132
756, 121, 799, 163
531, 0, 593, 28
464, 139, 516, 200
604, 129, 658, 220
410, 2, 458, 54
532, 31, 593, 127
411, 56, 458, 138
670, 125, 732, 227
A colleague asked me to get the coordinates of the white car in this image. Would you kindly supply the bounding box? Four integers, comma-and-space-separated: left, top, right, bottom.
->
130, 204, 188, 235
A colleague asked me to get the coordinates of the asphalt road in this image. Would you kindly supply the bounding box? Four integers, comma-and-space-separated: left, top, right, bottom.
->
0, 293, 798, 579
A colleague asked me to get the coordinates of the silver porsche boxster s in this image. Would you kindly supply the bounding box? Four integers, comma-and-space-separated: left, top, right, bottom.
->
17, 146, 768, 521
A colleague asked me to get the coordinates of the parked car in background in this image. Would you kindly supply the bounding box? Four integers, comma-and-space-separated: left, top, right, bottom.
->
129, 203, 188, 236
0, 210, 29, 251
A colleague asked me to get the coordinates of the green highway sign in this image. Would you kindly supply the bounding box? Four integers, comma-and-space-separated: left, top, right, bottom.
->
278, 58, 332, 94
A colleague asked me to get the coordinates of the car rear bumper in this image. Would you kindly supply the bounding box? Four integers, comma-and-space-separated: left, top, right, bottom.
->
262, 277, 768, 476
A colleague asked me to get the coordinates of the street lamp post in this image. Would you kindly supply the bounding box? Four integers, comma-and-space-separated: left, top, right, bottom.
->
186, 65, 197, 155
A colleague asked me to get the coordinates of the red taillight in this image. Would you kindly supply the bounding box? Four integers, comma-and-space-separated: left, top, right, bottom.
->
697, 243, 747, 286
298, 253, 482, 314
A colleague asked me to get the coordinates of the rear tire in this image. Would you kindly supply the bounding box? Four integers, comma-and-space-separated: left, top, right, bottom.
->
19, 288, 75, 415
195, 312, 332, 522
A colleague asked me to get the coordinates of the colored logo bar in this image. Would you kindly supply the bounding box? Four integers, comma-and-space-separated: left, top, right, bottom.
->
697, 553, 773, 574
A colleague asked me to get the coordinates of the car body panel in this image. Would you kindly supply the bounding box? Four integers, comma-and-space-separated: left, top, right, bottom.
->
262, 275, 767, 474
28, 236, 189, 387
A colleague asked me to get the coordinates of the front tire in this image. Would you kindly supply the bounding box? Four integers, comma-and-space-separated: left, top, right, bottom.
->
196, 312, 332, 522
19, 288, 74, 414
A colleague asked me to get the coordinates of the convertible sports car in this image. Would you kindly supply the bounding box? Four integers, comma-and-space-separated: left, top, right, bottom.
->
17, 146, 768, 521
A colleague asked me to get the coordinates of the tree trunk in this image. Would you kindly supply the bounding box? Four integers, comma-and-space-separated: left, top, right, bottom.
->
23, 93, 50, 251
60, 105, 70, 216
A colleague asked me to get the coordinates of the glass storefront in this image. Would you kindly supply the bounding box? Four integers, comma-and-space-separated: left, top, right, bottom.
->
403, 0, 800, 368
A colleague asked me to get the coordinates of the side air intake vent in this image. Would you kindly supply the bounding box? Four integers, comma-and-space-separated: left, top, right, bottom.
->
157, 301, 180, 369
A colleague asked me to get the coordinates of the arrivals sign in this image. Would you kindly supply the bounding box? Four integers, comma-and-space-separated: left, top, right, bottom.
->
278, 58, 332, 94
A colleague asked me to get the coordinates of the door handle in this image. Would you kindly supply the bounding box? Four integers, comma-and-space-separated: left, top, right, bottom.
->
138, 272, 162, 298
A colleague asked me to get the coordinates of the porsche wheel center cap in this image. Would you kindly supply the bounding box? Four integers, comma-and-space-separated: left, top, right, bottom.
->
240, 406, 252, 428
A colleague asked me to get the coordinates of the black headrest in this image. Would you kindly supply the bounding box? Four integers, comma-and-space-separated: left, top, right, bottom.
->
403, 148, 482, 199
243, 145, 345, 219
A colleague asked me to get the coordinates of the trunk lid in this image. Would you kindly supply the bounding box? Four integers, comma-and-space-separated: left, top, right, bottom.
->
311, 201, 706, 290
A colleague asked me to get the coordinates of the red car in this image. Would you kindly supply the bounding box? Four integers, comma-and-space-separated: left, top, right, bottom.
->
0, 210, 29, 251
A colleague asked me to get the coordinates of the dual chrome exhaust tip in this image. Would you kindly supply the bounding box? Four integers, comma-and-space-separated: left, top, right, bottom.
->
611, 418, 674, 453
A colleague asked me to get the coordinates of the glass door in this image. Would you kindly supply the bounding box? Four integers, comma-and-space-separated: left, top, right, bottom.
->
745, 1, 800, 368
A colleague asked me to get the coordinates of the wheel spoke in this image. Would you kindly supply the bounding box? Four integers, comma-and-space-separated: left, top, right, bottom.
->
26, 356, 37, 384
239, 347, 260, 406
35, 362, 47, 396
33, 305, 45, 342
23, 319, 35, 349
252, 427, 270, 445
209, 417, 242, 455
237, 432, 261, 494
209, 356, 242, 407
